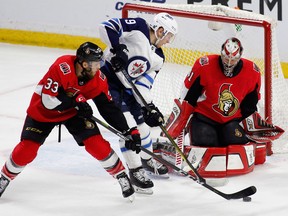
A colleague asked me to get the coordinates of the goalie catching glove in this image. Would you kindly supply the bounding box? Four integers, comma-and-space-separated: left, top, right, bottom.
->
240, 112, 284, 142
123, 127, 141, 153
141, 103, 164, 127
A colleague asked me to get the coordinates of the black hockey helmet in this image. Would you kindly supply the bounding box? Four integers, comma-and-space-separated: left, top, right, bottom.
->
76, 42, 103, 63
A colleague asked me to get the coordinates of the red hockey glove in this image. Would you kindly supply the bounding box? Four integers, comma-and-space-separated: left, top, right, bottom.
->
240, 112, 284, 142
123, 127, 141, 154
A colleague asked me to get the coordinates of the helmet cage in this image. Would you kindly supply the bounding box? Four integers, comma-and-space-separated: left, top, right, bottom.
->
221, 37, 243, 77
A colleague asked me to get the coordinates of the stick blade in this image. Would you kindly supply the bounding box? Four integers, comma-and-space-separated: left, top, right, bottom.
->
227, 186, 257, 200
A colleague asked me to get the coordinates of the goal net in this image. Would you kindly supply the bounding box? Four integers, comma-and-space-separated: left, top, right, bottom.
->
122, 3, 288, 154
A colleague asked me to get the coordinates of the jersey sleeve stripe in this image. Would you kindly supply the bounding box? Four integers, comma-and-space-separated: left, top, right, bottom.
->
102, 18, 122, 36
142, 73, 154, 85
135, 80, 150, 89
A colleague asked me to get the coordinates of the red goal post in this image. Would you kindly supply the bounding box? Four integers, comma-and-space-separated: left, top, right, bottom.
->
122, 3, 288, 154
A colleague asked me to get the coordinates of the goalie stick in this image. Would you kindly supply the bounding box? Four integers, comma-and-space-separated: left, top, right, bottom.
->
90, 115, 257, 200
120, 69, 206, 183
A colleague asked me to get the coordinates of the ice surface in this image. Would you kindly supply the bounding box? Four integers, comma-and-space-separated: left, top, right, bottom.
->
0, 43, 288, 216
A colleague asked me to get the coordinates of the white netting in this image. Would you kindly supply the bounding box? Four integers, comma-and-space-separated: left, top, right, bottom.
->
124, 3, 288, 153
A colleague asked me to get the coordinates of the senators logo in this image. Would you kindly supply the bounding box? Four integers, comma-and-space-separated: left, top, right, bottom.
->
235, 129, 243, 137
212, 83, 239, 117
84, 119, 95, 129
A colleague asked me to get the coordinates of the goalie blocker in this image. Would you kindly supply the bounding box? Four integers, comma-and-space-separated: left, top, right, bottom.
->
157, 99, 284, 177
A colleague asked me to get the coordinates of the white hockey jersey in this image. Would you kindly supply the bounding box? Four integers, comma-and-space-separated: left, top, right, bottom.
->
99, 17, 165, 106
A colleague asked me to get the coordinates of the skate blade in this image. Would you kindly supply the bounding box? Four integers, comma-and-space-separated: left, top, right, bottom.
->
126, 194, 135, 202
133, 185, 153, 195
146, 171, 170, 179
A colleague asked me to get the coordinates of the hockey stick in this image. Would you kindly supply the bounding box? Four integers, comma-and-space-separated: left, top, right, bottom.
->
120, 69, 206, 183
91, 115, 257, 200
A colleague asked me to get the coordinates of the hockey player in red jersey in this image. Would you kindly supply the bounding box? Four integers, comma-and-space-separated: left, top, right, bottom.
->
165, 37, 266, 177
0, 42, 141, 200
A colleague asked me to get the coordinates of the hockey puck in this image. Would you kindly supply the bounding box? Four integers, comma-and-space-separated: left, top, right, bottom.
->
243, 196, 252, 202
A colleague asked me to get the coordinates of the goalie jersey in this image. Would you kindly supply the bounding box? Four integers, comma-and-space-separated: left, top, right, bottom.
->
99, 17, 165, 105
181, 55, 261, 124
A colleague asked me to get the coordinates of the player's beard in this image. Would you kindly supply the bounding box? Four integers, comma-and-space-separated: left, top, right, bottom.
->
78, 69, 94, 85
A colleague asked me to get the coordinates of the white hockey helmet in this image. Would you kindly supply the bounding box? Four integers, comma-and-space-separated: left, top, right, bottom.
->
220, 37, 243, 77
150, 12, 178, 43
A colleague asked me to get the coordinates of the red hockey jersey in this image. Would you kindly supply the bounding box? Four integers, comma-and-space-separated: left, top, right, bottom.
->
182, 55, 261, 124
27, 55, 110, 122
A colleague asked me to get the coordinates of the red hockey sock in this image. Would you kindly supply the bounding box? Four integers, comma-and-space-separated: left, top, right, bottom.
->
11, 140, 40, 166
84, 135, 112, 160
83, 135, 125, 176
2, 140, 40, 180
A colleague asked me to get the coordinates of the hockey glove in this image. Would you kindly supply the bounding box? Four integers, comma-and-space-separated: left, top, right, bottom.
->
161, 99, 194, 139
123, 127, 141, 154
74, 95, 93, 119
141, 103, 164, 127
240, 112, 284, 142
110, 44, 129, 71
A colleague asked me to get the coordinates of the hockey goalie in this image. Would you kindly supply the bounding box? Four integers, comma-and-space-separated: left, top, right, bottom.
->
155, 38, 284, 178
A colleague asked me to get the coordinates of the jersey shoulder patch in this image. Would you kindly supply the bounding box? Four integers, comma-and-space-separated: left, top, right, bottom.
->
59, 62, 71, 75
98, 70, 106, 81
199, 56, 209, 66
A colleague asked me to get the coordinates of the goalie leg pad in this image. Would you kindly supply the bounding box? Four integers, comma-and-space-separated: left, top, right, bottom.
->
162, 99, 194, 139
186, 146, 227, 178
255, 143, 266, 165
227, 142, 255, 176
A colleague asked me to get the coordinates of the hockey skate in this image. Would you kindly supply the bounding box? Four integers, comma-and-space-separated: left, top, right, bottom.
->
129, 167, 153, 195
141, 158, 169, 178
116, 172, 135, 202
0, 174, 10, 197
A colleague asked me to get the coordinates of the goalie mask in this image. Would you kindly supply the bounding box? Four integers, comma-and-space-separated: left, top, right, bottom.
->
220, 37, 243, 77
150, 12, 178, 45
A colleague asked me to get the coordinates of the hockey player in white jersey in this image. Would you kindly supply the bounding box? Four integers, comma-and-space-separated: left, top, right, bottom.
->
99, 13, 178, 193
